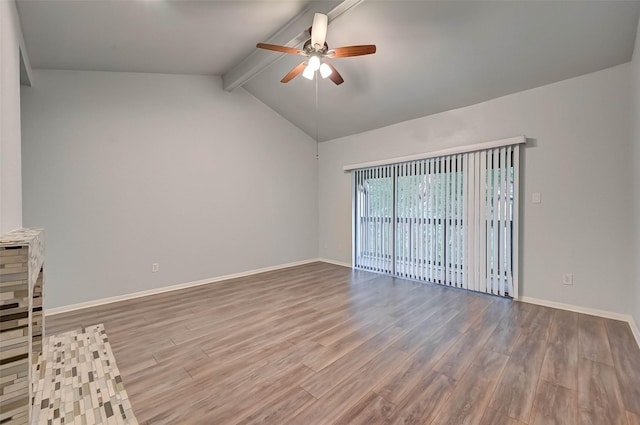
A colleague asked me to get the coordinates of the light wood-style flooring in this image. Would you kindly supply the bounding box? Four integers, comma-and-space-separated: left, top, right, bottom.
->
46, 262, 640, 425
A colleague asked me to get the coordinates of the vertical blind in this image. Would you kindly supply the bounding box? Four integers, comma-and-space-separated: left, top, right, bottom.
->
353, 144, 520, 298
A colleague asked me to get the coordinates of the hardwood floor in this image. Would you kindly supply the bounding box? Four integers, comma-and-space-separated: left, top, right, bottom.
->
45, 262, 640, 425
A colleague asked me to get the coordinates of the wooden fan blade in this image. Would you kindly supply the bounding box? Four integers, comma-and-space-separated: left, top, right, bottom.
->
256, 43, 302, 55
324, 62, 344, 85
329, 45, 376, 58
281, 62, 306, 83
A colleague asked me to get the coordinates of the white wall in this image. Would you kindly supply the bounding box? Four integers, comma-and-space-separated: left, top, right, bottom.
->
0, 0, 24, 234
632, 17, 640, 328
21, 70, 318, 309
319, 64, 634, 315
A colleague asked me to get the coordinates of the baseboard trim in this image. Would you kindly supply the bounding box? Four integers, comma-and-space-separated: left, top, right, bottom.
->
518, 296, 630, 321
317, 258, 352, 268
519, 296, 640, 349
46, 258, 321, 316
46, 260, 638, 350
629, 316, 640, 351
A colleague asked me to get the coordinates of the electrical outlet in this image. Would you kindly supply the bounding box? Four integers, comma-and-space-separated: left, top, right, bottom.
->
152, 263, 159, 273
562, 273, 573, 285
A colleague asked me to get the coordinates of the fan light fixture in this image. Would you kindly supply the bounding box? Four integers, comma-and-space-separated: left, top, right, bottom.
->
303, 55, 326, 80
302, 66, 315, 80
319, 63, 333, 79
308, 55, 321, 71
304, 60, 333, 81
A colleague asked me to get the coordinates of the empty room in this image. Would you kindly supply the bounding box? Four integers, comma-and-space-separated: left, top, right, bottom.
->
1, 0, 640, 424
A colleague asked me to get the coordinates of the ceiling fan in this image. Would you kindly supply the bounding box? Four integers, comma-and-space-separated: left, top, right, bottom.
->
256, 13, 376, 85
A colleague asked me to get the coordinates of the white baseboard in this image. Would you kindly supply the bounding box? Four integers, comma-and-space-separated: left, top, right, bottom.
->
630, 316, 640, 350
46, 258, 322, 316
519, 296, 640, 349
317, 257, 352, 268
46, 259, 638, 351
518, 296, 630, 321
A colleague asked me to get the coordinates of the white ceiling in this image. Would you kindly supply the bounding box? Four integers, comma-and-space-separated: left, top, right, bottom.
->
15, 0, 314, 75
16, 0, 640, 141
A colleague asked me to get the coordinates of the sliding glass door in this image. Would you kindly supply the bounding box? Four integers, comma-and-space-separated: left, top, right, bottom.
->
354, 166, 394, 274
353, 145, 520, 298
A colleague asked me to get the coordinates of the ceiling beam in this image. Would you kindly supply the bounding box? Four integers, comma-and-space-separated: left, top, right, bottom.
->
11, 1, 33, 86
222, 0, 365, 92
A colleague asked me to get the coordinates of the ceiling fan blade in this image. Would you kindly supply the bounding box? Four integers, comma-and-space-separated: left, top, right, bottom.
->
311, 13, 328, 49
256, 43, 302, 55
329, 45, 377, 58
325, 62, 344, 85
280, 62, 307, 83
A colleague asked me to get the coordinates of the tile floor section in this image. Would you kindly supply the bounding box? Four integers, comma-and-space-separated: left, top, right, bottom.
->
32, 324, 138, 425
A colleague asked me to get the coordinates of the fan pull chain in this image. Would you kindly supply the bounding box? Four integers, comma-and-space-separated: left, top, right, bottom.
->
315, 70, 319, 160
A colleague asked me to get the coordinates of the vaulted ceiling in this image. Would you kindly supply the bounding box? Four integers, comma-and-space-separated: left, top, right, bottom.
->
16, 0, 640, 141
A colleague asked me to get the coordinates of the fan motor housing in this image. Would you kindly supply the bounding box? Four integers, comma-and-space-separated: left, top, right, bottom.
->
303, 39, 329, 55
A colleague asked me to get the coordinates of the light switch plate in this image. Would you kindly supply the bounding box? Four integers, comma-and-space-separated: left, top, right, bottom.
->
532, 192, 542, 204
